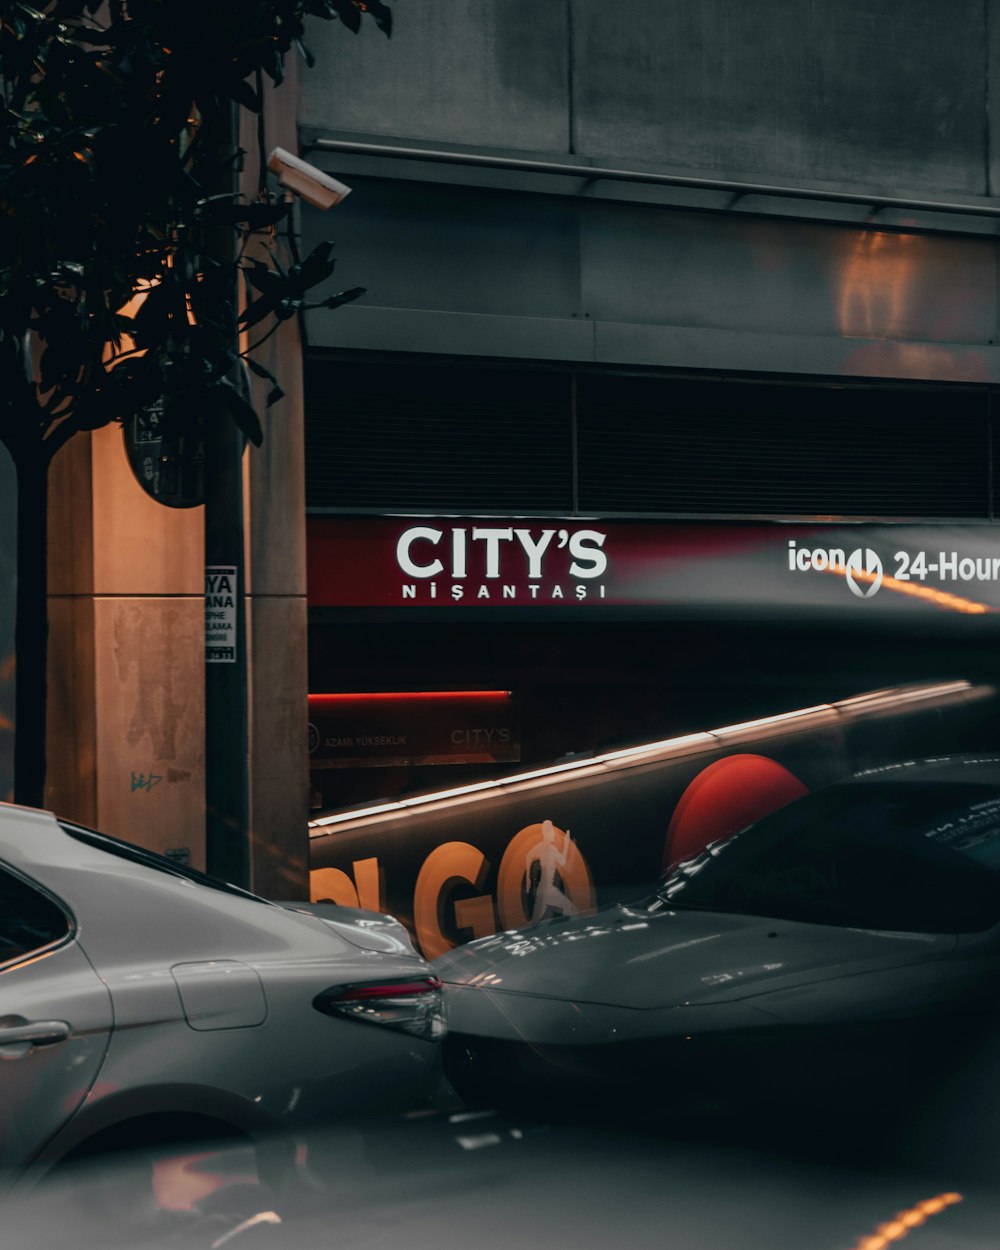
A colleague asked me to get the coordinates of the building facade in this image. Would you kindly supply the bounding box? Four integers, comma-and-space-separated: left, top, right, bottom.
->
298, 1, 1000, 948
28, 1, 1000, 918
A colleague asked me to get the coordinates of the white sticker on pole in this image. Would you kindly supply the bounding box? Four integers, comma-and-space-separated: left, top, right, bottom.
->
205, 565, 237, 663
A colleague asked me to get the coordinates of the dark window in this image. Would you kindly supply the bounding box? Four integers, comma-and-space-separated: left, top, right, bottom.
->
0, 866, 69, 964
656, 782, 1000, 933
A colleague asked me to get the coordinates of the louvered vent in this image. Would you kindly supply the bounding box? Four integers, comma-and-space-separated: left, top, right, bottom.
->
305, 359, 572, 511
577, 376, 991, 519
305, 358, 992, 520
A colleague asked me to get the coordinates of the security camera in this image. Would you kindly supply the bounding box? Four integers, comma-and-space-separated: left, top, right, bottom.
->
266, 147, 352, 210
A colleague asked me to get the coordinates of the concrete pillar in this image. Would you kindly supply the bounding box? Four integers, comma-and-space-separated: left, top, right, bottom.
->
47, 426, 206, 863
45, 67, 310, 896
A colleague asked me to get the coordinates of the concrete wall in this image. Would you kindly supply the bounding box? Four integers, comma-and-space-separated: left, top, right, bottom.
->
298, 2, 1000, 386
300, 0, 570, 155
571, 0, 988, 195
301, 0, 995, 195
300, 172, 1000, 385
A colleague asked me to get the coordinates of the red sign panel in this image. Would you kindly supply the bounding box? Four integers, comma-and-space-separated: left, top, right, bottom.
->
308, 516, 1000, 616
308, 516, 779, 608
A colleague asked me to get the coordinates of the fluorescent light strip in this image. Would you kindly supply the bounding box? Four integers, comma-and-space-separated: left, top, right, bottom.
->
309, 680, 983, 835
601, 733, 712, 762
711, 705, 834, 737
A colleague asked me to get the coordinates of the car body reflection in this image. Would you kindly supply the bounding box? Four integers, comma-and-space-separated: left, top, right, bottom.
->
435, 756, 1000, 1137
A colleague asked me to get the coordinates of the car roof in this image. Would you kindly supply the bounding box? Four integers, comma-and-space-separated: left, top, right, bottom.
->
0, 804, 82, 868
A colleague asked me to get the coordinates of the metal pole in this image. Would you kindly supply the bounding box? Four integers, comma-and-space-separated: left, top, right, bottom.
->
204, 103, 251, 889
204, 422, 250, 887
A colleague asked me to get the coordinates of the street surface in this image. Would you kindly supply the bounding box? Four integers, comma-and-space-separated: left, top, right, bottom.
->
10, 1077, 1000, 1250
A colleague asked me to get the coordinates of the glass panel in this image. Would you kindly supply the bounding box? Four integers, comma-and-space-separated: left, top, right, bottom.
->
0, 867, 69, 963
656, 782, 1000, 933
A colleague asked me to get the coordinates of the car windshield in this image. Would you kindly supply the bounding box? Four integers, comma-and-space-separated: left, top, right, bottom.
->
59, 821, 270, 905
653, 781, 1000, 933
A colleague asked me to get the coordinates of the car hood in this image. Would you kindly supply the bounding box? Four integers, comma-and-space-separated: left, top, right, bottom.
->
433, 902, 956, 1009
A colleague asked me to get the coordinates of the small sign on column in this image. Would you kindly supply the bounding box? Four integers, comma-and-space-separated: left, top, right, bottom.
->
205, 565, 237, 663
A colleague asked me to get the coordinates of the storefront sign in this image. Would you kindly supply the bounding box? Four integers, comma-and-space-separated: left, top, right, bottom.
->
308, 517, 1000, 615
308, 691, 520, 768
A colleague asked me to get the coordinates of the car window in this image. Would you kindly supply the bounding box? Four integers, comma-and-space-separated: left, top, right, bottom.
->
0, 865, 70, 964
655, 782, 1000, 933
59, 822, 270, 905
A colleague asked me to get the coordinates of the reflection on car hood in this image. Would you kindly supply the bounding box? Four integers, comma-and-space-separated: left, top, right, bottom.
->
273, 901, 418, 956
433, 903, 955, 1009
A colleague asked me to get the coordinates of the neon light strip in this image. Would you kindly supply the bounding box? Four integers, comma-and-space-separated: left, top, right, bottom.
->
308, 680, 984, 836
308, 691, 512, 703
824, 562, 991, 615
845, 1192, 961, 1250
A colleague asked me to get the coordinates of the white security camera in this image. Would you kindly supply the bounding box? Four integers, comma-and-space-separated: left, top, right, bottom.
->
266, 147, 352, 210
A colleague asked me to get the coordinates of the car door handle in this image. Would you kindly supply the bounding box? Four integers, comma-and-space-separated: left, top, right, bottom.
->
0, 1020, 71, 1047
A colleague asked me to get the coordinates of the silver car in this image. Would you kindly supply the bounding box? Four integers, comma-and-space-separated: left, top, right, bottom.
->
0, 803, 445, 1216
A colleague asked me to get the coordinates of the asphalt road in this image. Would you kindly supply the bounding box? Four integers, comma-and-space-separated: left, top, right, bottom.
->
10, 1075, 1000, 1250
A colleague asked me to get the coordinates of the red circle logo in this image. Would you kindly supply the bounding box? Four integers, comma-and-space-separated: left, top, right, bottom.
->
664, 754, 808, 869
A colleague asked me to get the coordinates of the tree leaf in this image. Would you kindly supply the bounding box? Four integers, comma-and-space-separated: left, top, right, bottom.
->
238, 293, 277, 330
263, 47, 285, 87
329, 0, 362, 33
199, 200, 290, 228
228, 77, 261, 113
366, 0, 393, 36
243, 260, 286, 296
305, 285, 366, 311
220, 375, 263, 446
245, 357, 278, 382
293, 240, 336, 291
293, 37, 316, 68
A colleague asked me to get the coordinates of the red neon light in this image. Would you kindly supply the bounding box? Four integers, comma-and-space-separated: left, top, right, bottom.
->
308, 691, 512, 704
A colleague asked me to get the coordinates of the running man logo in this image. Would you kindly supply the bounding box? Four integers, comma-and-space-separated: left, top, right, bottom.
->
496, 821, 595, 931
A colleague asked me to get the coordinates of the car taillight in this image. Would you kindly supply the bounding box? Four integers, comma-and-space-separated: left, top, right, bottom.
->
314, 976, 446, 1041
